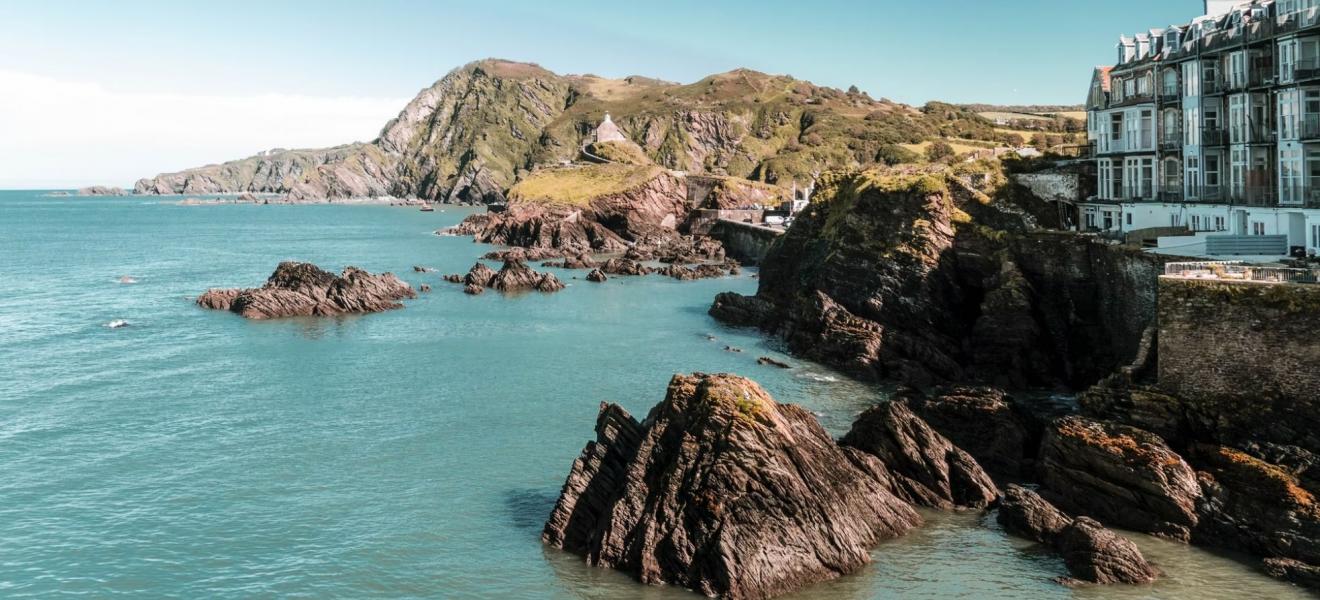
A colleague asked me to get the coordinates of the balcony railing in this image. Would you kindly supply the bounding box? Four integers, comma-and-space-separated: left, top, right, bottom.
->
1157, 186, 1184, 203
1194, 184, 1275, 206
1295, 58, 1320, 81
1160, 134, 1183, 151
1202, 127, 1229, 146
1158, 89, 1180, 104
1202, 78, 1225, 95
1230, 123, 1277, 144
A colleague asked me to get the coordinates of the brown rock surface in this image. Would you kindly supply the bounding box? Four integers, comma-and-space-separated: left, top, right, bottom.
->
841, 400, 998, 509
997, 485, 1157, 585
196, 262, 415, 320
1038, 416, 1201, 541
906, 387, 1033, 479
543, 373, 921, 600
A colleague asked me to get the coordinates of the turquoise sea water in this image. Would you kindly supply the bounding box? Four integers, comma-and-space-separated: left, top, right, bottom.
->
0, 191, 1308, 599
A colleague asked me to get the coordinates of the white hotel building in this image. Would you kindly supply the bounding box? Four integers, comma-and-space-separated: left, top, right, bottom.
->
1080, 0, 1320, 257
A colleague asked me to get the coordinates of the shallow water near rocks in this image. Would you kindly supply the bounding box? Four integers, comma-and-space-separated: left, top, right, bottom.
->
0, 191, 1309, 599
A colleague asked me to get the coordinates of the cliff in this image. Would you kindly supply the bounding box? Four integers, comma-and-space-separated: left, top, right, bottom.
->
708, 166, 1175, 390
134, 59, 1002, 202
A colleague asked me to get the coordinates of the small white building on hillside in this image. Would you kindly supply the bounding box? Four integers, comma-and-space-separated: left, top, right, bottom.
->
594, 113, 626, 143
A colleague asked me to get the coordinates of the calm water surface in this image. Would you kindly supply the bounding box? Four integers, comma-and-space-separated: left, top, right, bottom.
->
0, 191, 1308, 599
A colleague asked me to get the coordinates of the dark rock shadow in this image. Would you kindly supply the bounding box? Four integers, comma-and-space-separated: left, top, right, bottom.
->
504, 488, 559, 534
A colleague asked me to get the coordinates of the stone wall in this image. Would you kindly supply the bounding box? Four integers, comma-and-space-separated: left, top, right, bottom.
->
1159, 278, 1320, 402
709, 219, 783, 265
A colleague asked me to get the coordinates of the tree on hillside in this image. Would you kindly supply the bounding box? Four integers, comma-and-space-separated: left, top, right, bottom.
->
926, 140, 956, 162
876, 144, 921, 166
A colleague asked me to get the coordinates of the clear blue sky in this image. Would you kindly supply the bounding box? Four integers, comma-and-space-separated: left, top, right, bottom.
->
1, 0, 1204, 105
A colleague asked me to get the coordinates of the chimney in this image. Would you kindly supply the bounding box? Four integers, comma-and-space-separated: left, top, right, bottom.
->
1205, 0, 1239, 16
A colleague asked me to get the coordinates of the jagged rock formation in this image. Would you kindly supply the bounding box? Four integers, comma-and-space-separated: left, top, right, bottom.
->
840, 400, 999, 509
77, 185, 126, 196
599, 258, 652, 276
998, 485, 1158, 585
454, 165, 689, 253
543, 373, 921, 600
449, 260, 564, 293
196, 262, 415, 319
133, 59, 1005, 202
709, 167, 1178, 391
904, 387, 1035, 480
1038, 416, 1202, 541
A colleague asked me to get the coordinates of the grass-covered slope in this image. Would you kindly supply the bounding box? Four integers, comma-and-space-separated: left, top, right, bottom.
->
136, 59, 1016, 201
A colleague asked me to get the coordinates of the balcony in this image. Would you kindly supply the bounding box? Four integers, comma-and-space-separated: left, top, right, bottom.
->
1202, 78, 1226, 95
1295, 58, 1320, 81
1159, 132, 1183, 151
1231, 123, 1277, 144
1202, 127, 1229, 146
1157, 185, 1184, 203
1158, 89, 1180, 104
1302, 115, 1320, 140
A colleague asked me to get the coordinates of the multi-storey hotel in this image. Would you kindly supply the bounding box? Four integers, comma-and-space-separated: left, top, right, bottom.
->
1081, 0, 1320, 256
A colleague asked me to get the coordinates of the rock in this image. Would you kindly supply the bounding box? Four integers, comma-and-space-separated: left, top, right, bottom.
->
906, 387, 1033, 479
485, 247, 566, 262
196, 262, 415, 320
997, 484, 1071, 544
463, 262, 497, 287
542, 253, 597, 269
1038, 416, 1201, 541
77, 185, 126, 196
413, 265, 435, 273
1190, 445, 1320, 574
997, 485, 1157, 585
585, 269, 607, 283
443, 274, 464, 284
463, 283, 484, 295
841, 400, 999, 509
724, 346, 743, 353
756, 357, 791, 369
656, 263, 730, 280
708, 291, 776, 328
419, 284, 432, 293
599, 258, 652, 276
543, 373, 921, 600
1056, 517, 1158, 585
1263, 558, 1320, 588
535, 273, 566, 292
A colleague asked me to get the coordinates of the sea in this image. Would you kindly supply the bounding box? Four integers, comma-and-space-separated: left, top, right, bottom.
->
0, 191, 1308, 599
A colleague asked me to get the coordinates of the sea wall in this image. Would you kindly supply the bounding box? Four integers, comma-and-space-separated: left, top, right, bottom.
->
1159, 278, 1320, 404
709, 219, 783, 265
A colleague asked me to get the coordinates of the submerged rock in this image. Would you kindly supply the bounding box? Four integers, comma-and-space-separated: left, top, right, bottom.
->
543, 373, 921, 600
998, 485, 1158, 585
841, 400, 999, 510
756, 356, 791, 369
196, 262, 415, 320
1038, 416, 1201, 541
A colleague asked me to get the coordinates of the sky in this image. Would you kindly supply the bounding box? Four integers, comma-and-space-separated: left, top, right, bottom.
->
0, 0, 1204, 188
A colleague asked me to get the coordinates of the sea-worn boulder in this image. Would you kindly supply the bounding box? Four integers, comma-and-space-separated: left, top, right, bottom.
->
656, 263, 731, 280
543, 373, 921, 600
454, 259, 564, 293
463, 262, 496, 287
1191, 445, 1320, 576
905, 387, 1034, 480
542, 253, 597, 270
196, 262, 415, 319
841, 400, 998, 509
1038, 416, 1201, 540
997, 485, 1157, 585
586, 269, 608, 283
599, 258, 652, 276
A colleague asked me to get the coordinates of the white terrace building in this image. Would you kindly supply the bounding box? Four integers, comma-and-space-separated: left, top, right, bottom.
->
1080, 0, 1320, 257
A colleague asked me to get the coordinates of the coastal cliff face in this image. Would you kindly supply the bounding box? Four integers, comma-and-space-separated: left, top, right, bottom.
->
134, 59, 1000, 201
708, 167, 1171, 390
543, 373, 921, 600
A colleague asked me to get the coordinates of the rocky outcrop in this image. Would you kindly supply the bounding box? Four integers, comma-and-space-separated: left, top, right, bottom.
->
543, 373, 921, 600
656, 263, 734, 280
77, 185, 126, 196
1191, 445, 1320, 573
599, 258, 652, 276
997, 485, 1157, 585
1038, 416, 1201, 541
451, 260, 564, 293
585, 269, 607, 283
905, 387, 1034, 480
841, 400, 999, 509
708, 168, 1178, 391
196, 262, 415, 319
455, 165, 690, 254
542, 253, 597, 270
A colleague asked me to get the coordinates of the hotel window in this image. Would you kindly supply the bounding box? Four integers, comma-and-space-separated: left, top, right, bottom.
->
1111, 113, 1124, 147
1230, 147, 1248, 197
1229, 95, 1248, 143
1140, 110, 1154, 149
1185, 106, 1200, 145
1205, 153, 1222, 197
1204, 62, 1220, 91
1281, 40, 1297, 83
1192, 215, 1202, 230
1171, 213, 1183, 227
1140, 157, 1155, 198
1186, 154, 1202, 199
1163, 69, 1179, 96
1253, 221, 1267, 235
1126, 213, 1133, 226
1085, 211, 1097, 229
1216, 216, 1227, 231
1138, 73, 1152, 96
1281, 146, 1304, 203
1312, 223, 1320, 248
1229, 52, 1248, 88
1104, 212, 1114, 230
1279, 89, 1300, 139
1183, 62, 1200, 97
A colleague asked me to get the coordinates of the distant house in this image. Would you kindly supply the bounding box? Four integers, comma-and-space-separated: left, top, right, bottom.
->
594, 112, 627, 143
